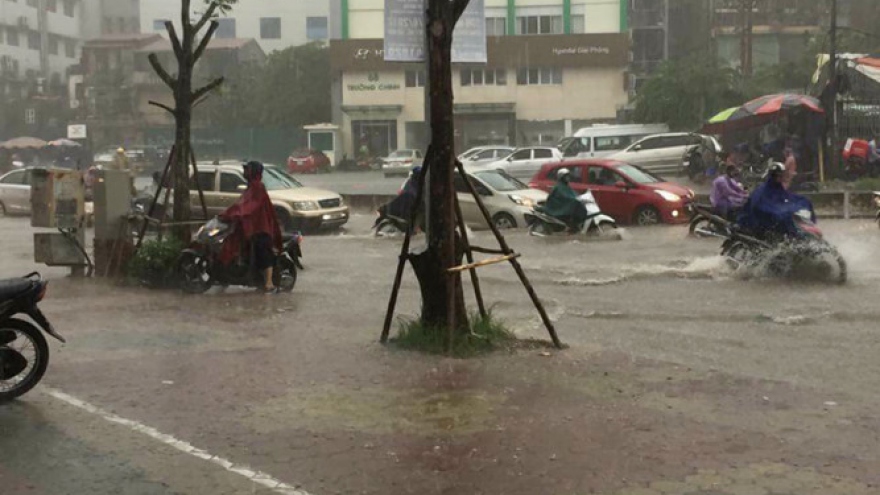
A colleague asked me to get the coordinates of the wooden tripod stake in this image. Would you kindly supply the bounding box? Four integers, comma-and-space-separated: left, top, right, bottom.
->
380, 159, 563, 350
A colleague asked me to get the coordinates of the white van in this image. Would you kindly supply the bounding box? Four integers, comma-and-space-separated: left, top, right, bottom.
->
558, 124, 670, 160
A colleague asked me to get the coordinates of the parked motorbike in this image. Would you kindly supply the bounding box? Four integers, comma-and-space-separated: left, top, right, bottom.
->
688, 203, 733, 238
177, 218, 303, 294
720, 209, 847, 284
525, 191, 620, 238
0, 273, 64, 402
682, 134, 722, 182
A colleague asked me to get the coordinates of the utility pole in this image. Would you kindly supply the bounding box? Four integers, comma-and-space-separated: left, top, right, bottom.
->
739, 0, 754, 78
829, 0, 839, 176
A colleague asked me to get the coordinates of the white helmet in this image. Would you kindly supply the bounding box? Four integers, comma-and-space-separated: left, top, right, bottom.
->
557, 167, 571, 178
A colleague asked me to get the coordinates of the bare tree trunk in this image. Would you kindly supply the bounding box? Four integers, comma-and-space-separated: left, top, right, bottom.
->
409, 0, 470, 330
173, 64, 193, 241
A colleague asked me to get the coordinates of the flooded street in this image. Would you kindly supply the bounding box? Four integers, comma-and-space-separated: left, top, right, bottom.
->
2, 214, 880, 494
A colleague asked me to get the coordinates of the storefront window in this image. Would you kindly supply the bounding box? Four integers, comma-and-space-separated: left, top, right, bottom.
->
352, 120, 398, 158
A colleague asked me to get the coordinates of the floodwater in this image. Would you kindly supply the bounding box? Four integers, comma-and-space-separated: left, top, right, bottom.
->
2, 213, 880, 494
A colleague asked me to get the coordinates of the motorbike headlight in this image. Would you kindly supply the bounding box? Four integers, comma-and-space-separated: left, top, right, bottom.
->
655, 190, 682, 202
208, 228, 221, 236
292, 201, 319, 211
509, 194, 535, 208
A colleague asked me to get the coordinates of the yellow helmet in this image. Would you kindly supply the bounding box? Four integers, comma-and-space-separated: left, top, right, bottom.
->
117, 147, 125, 153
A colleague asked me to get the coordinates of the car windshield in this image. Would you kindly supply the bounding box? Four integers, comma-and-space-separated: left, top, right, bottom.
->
290, 149, 311, 158
472, 170, 526, 192
389, 150, 413, 158
615, 163, 662, 184
262, 167, 303, 190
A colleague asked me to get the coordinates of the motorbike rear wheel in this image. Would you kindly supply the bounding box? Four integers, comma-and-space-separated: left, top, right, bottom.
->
528, 221, 548, 237
375, 219, 403, 237
0, 319, 49, 403
723, 241, 755, 269
178, 252, 212, 294
273, 257, 297, 293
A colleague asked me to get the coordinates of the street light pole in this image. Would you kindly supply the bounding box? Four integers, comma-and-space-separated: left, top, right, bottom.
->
829, 0, 839, 177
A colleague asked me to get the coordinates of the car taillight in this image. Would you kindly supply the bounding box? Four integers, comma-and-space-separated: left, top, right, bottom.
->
528, 182, 537, 188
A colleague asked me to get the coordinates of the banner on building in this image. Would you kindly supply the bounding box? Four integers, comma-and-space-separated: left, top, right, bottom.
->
384, 0, 487, 64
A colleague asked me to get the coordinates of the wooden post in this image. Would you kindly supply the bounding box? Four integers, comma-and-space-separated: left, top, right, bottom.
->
453, 194, 487, 318
455, 160, 563, 349
189, 149, 209, 221
380, 150, 432, 343
135, 145, 175, 250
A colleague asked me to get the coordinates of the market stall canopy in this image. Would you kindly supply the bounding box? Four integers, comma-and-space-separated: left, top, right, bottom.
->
0, 137, 48, 149
701, 94, 824, 134
46, 138, 82, 148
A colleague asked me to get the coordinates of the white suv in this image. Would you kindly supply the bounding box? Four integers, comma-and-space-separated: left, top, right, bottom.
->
482, 146, 563, 181
609, 133, 710, 176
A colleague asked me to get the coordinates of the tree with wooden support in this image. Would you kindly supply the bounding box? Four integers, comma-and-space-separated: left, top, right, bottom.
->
381, 0, 561, 353
147, 0, 236, 239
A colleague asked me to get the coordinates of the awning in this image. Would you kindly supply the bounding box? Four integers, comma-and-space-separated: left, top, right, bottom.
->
342, 105, 403, 120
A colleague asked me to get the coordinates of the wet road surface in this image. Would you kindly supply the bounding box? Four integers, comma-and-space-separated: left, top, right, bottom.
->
2, 213, 880, 494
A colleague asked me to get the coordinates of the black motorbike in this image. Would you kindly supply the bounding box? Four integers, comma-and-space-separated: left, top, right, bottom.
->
0, 273, 64, 402
720, 210, 847, 284
373, 194, 416, 237
177, 218, 303, 294
688, 203, 733, 238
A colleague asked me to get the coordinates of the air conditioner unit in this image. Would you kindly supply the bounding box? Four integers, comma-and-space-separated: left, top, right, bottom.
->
18, 16, 30, 29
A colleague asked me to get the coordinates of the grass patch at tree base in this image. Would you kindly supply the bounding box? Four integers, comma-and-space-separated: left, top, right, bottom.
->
390, 311, 519, 358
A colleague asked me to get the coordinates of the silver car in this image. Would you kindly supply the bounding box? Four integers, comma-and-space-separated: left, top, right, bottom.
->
456, 168, 548, 230
0, 168, 33, 215
481, 146, 564, 181
381, 149, 424, 178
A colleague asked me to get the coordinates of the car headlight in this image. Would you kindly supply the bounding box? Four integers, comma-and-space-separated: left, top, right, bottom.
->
292, 201, 319, 211
655, 190, 682, 202
508, 194, 535, 208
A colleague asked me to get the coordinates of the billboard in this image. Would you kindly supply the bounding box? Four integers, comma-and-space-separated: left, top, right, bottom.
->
384, 0, 487, 64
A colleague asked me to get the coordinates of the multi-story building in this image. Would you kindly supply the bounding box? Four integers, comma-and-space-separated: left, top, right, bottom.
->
80, 0, 141, 38
328, 0, 630, 158
139, 0, 330, 54
0, 0, 84, 92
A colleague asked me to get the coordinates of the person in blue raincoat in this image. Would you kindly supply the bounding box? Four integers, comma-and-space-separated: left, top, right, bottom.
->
737, 162, 815, 241
540, 168, 587, 232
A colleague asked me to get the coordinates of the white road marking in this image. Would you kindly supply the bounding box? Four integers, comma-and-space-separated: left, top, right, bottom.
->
43, 387, 313, 495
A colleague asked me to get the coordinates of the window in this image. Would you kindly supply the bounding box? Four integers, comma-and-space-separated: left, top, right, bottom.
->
632, 137, 660, 151
595, 136, 626, 152
306, 16, 328, 41
460, 68, 506, 86
509, 149, 531, 161
65, 39, 75, 58
215, 18, 236, 39
63, 0, 74, 17
485, 17, 506, 36
260, 17, 281, 39
516, 67, 562, 85
587, 166, 621, 186
516, 15, 562, 35
46, 0, 56, 12
571, 14, 585, 33
192, 171, 215, 192
152, 19, 169, 31
48, 35, 58, 55
27, 31, 40, 50
405, 70, 425, 88
547, 166, 583, 183
0, 170, 26, 185
7, 28, 19, 47
220, 173, 245, 193
534, 148, 554, 159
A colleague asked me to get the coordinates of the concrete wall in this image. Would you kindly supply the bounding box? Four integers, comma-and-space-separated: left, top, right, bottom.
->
139, 0, 330, 53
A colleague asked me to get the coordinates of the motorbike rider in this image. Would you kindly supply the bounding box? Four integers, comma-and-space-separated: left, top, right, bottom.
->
710, 164, 748, 221
737, 162, 815, 242
541, 168, 587, 232
219, 161, 283, 293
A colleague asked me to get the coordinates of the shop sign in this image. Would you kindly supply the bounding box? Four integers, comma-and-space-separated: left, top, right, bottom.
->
346, 72, 402, 92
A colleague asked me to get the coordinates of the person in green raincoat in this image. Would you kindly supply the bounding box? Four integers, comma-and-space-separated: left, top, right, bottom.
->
541, 168, 587, 232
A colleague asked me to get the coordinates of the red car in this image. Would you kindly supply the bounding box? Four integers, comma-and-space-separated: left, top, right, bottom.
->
529, 160, 694, 225
287, 149, 331, 174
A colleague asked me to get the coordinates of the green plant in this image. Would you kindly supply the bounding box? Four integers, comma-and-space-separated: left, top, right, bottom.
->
127, 237, 186, 288
391, 311, 516, 358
